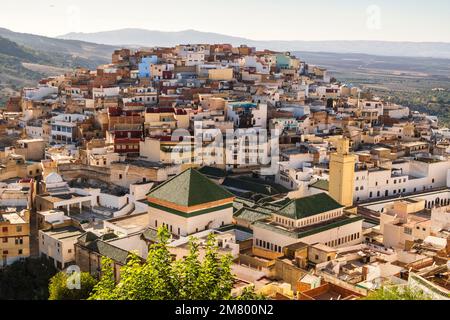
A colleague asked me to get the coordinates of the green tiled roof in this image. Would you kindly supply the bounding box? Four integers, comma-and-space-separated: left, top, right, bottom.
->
216, 224, 254, 235
78, 232, 130, 265
141, 228, 159, 243
252, 206, 276, 215
198, 166, 227, 178
234, 207, 271, 223
263, 204, 285, 212
77, 232, 98, 245
269, 198, 292, 207
277, 193, 343, 220
310, 180, 329, 191
235, 197, 257, 208
147, 168, 234, 207
91, 241, 129, 265
222, 177, 282, 196
233, 197, 256, 213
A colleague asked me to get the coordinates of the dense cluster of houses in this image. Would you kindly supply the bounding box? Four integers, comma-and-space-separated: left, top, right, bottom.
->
0, 43, 449, 299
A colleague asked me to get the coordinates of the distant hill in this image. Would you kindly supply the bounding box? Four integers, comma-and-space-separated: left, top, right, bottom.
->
0, 36, 38, 61
0, 27, 115, 68
0, 29, 115, 105
59, 28, 450, 59
0, 36, 46, 86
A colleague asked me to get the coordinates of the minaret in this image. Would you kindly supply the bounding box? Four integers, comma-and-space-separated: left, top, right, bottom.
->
329, 138, 357, 207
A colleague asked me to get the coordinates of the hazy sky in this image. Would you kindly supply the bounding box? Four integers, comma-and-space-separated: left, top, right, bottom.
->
1, 0, 449, 42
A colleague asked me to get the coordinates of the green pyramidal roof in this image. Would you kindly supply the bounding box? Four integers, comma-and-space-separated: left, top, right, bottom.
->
277, 193, 343, 220
147, 168, 234, 207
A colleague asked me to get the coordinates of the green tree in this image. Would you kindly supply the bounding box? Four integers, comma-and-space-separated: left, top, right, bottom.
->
48, 271, 97, 300
234, 287, 266, 300
0, 257, 57, 300
89, 227, 264, 300
364, 285, 433, 300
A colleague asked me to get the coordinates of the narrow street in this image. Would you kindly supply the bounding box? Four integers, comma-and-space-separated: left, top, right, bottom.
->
29, 209, 39, 258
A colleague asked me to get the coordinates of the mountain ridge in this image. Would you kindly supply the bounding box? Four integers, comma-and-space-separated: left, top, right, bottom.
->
0, 27, 115, 66
58, 28, 450, 59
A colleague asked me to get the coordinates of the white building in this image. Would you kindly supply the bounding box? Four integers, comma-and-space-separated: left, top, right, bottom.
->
50, 114, 88, 144
147, 169, 235, 237
23, 85, 58, 101
39, 226, 84, 270
380, 199, 431, 249
92, 86, 120, 99
185, 52, 206, 66
85, 146, 121, 167
353, 158, 450, 203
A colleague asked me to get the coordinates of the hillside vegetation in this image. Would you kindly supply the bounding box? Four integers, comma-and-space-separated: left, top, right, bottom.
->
0, 31, 113, 105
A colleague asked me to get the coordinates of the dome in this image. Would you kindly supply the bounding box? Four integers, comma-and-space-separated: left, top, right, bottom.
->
45, 172, 64, 185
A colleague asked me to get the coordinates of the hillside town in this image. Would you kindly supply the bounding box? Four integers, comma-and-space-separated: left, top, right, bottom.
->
0, 44, 449, 300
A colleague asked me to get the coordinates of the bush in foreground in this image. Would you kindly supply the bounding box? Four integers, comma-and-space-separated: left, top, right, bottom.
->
88, 227, 264, 300
49, 271, 97, 300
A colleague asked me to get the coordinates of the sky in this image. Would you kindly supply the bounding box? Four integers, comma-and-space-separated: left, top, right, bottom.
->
1, 0, 449, 42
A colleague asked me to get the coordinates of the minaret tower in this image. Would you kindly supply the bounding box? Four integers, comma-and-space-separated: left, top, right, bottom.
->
329, 138, 357, 207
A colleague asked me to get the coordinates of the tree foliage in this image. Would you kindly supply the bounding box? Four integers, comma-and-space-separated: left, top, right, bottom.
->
48, 271, 97, 300
234, 287, 266, 301
89, 227, 264, 300
364, 285, 433, 300
0, 257, 57, 300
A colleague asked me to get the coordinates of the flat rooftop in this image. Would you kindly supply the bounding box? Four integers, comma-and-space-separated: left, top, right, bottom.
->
107, 212, 149, 231
112, 159, 166, 169
40, 193, 91, 203
0, 212, 26, 224
43, 226, 84, 241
